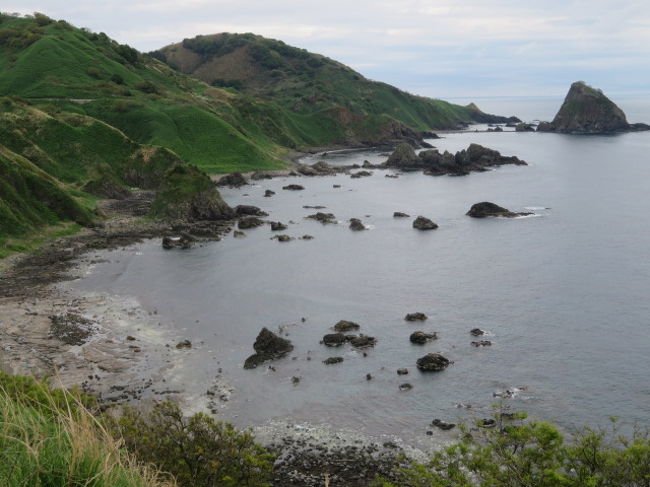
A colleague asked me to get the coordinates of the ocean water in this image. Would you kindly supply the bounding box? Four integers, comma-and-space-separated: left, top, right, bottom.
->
71, 98, 650, 443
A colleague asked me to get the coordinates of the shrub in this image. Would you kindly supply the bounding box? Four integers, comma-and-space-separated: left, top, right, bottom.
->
111, 73, 125, 85
373, 412, 650, 487
114, 401, 274, 487
135, 80, 159, 94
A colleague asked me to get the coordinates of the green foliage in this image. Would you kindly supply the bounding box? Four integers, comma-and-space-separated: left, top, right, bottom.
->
375, 412, 650, 487
115, 400, 274, 487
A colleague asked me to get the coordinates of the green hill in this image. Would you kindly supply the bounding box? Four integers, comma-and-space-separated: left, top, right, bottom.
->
153, 33, 518, 133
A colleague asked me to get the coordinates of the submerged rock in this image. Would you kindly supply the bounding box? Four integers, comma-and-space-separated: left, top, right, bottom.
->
405, 312, 428, 322
270, 221, 288, 231
306, 212, 337, 224
409, 331, 437, 344
333, 320, 361, 332
271, 234, 292, 242
471, 340, 492, 347
416, 353, 451, 372
350, 170, 373, 179
282, 184, 305, 191
243, 328, 293, 369
264, 189, 275, 197
349, 218, 367, 231
397, 368, 409, 375
537, 81, 650, 134
466, 202, 532, 218
238, 216, 265, 229
349, 335, 377, 349
323, 356, 344, 365
399, 383, 413, 391
412, 216, 438, 230
175, 339, 192, 349
322, 333, 347, 347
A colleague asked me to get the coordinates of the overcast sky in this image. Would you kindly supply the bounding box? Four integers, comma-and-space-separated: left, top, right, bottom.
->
5, 1, 650, 98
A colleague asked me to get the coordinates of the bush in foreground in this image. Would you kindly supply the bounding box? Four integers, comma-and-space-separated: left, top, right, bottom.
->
373, 412, 650, 487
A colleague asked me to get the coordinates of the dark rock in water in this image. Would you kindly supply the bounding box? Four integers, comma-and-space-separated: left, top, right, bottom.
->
216, 172, 247, 187
243, 327, 293, 369
323, 356, 344, 365
466, 202, 532, 218
349, 335, 377, 349
470, 328, 486, 336
301, 234, 314, 240
303, 205, 327, 209
349, 218, 367, 231
537, 81, 650, 134
366, 373, 373, 380
412, 216, 438, 230
350, 170, 373, 179
405, 312, 428, 322
272, 234, 292, 242
176, 339, 192, 349
322, 333, 346, 347
409, 331, 437, 344
235, 205, 268, 217
416, 353, 451, 372
306, 212, 337, 224
515, 123, 535, 132
291, 376, 300, 384
420, 131, 440, 139
386, 143, 419, 167
233, 230, 246, 238
399, 383, 413, 391
393, 211, 410, 218
431, 419, 456, 430
333, 184, 341, 188
282, 184, 305, 191
264, 189, 275, 197
334, 320, 361, 332
471, 340, 492, 347
238, 216, 265, 229
397, 368, 409, 375
385, 173, 399, 178
270, 221, 288, 231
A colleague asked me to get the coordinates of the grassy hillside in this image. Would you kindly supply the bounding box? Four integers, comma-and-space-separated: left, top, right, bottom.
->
154, 33, 515, 131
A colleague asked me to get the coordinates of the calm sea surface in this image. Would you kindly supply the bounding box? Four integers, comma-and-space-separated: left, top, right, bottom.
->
72, 97, 650, 443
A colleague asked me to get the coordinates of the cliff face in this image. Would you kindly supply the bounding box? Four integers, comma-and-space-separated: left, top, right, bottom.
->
538, 82, 648, 134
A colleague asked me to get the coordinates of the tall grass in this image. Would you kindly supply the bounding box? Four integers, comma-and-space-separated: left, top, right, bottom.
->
0, 379, 174, 487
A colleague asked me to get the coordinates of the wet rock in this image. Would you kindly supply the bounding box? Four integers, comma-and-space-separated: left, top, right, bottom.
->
303, 205, 327, 209
233, 230, 246, 238
471, 340, 492, 347
126, 335, 136, 341
272, 234, 292, 242
478, 418, 496, 428
333, 320, 361, 332
282, 184, 305, 191
243, 328, 294, 369
238, 216, 265, 229
412, 216, 438, 230
216, 172, 247, 187
416, 353, 451, 372
270, 221, 288, 231
515, 123, 536, 132
349, 218, 367, 231
366, 373, 373, 380
349, 335, 377, 349
322, 333, 346, 347
470, 328, 486, 336
48, 313, 95, 345
386, 143, 419, 167
393, 212, 410, 218
176, 339, 192, 349
301, 235, 314, 240
291, 376, 301, 384
235, 205, 268, 217
409, 331, 437, 344
466, 202, 532, 218
323, 357, 344, 365
431, 419, 456, 430
397, 368, 409, 375
306, 212, 337, 224
162, 233, 195, 249
333, 184, 341, 188
350, 170, 373, 178
264, 189, 275, 197
405, 312, 428, 322
399, 383, 413, 391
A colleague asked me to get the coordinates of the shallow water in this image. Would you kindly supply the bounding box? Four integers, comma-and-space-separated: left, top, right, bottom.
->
72, 103, 650, 442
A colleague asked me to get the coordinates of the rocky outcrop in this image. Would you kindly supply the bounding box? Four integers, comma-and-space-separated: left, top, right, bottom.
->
238, 216, 265, 229
416, 353, 451, 372
393, 212, 410, 218
216, 171, 247, 187
243, 328, 293, 369
405, 312, 428, 322
537, 81, 650, 134
270, 221, 288, 231
306, 212, 337, 224
515, 123, 535, 132
465, 102, 521, 124
333, 320, 360, 332
412, 216, 438, 230
322, 333, 346, 347
349, 218, 367, 231
385, 143, 527, 176
466, 202, 532, 218
348, 335, 377, 348
235, 205, 268, 217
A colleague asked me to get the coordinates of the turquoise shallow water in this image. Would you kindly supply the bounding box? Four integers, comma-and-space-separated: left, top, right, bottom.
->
72, 98, 650, 442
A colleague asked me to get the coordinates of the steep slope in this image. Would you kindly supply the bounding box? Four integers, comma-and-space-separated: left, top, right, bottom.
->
154, 33, 519, 132
537, 81, 650, 134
